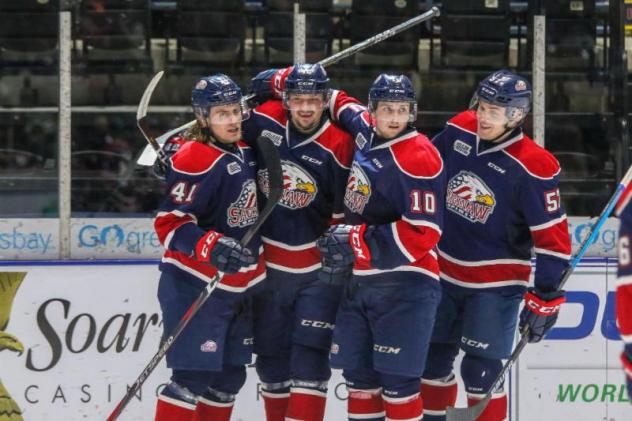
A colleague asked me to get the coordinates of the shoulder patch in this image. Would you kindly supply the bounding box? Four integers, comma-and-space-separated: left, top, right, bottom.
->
171, 141, 224, 175
390, 134, 443, 179
448, 110, 478, 134
254, 100, 287, 127
504, 136, 561, 179
314, 122, 355, 168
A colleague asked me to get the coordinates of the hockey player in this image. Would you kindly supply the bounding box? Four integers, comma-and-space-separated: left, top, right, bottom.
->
420, 70, 571, 421
316, 74, 445, 421
616, 183, 632, 401
245, 64, 355, 421
152, 74, 266, 421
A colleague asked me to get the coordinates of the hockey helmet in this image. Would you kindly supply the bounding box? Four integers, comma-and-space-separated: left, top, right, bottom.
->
191, 74, 248, 121
284, 63, 330, 95
368, 74, 417, 123
471, 69, 531, 122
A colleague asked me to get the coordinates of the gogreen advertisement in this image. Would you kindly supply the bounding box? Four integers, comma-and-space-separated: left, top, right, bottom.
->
0, 261, 626, 420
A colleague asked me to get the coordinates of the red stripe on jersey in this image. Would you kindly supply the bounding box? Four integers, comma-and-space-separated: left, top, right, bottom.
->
262, 240, 321, 270
394, 220, 441, 262
616, 183, 632, 216
390, 133, 443, 178
154, 212, 196, 246
531, 219, 571, 257
617, 282, 632, 342
162, 250, 265, 291
439, 257, 532, 284
171, 140, 224, 174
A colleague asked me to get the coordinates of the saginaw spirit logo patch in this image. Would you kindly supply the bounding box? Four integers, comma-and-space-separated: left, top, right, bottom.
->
227, 179, 259, 227
446, 171, 496, 223
258, 160, 318, 209
344, 161, 372, 214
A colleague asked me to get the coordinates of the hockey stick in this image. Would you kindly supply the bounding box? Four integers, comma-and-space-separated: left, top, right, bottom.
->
106, 135, 283, 421
446, 163, 632, 421
136, 6, 441, 167
136, 70, 168, 169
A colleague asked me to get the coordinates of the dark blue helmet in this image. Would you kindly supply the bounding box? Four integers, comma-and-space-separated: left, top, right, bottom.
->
472, 69, 531, 120
284, 63, 330, 95
191, 74, 243, 117
368, 74, 417, 123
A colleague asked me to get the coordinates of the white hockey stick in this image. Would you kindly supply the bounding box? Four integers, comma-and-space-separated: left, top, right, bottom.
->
135, 7, 441, 166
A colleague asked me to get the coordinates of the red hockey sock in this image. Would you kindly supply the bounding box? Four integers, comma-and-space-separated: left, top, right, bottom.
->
191, 396, 234, 421
261, 389, 290, 421
285, 387, 327, 421
348, 388, 385, 421
467, 392, 507, 421
155, 395, 195, 421
382, 393, 423, 421
421, 376, 458, 419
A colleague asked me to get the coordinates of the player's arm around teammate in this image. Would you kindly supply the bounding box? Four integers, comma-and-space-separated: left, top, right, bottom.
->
313, 74, 445, 421
152, 75, 266, 421
241, 64, 356, 421
421, 70, 571, 421
616, 184, 632, 401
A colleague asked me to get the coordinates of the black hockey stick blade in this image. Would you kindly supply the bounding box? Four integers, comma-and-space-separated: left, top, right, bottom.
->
241, 135, 283, 246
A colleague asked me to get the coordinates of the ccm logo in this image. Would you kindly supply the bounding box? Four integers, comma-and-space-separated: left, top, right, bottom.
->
461, 336, 489, 350
350, 226, 367, 260
373, 344, 401, 354
301, 319, 335, 330
526, 298, 561, 315
199, 232, 221, 260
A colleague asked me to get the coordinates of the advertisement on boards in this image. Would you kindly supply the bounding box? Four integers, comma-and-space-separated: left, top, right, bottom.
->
0, 219, 59, 260
0, 261, 626, 420
517, 260, 629, 420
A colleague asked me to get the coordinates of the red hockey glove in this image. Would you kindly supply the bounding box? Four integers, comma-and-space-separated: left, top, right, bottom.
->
271, 66, 293, 99
195, 231, 255, 274
519, 288, 566, 343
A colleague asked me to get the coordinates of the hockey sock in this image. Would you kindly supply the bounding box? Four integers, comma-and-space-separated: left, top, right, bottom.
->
382, 392, 423, 421
155, 382, 197, 421
285, 380, 328, 421
261, 381, 291, 421
192, 387, 235, 421
421, 374, 458, 421
348, 388, 385, 421
466, 392, 507, 421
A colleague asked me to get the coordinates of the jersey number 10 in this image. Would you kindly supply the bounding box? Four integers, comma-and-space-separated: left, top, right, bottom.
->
410, 190, 436, 215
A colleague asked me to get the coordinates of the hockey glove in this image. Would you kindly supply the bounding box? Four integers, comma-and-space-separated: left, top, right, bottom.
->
195, 231, 256, 274
248, 68, 279, 105
317, 224, 372, 267
152, 136, 185, 180
621, 345, 632, 401
318, 257, 353, 285
518, 287, 566, 343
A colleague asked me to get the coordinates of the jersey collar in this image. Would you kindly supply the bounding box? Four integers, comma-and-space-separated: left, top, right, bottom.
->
476, 128, 523, 156
370, 128, 418, 150
286, 118, 331, 149
206, 140, 245, 162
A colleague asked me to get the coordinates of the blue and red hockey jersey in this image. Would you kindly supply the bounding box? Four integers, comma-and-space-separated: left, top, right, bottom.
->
616, 183, 632, 355
432, 110, 571, 292
328, 90, 445, 281
154, 138, 266, 293
242, 99, 355, 278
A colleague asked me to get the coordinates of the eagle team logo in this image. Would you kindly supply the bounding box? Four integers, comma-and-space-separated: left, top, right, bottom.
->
446, 171, 496, 223
227, 180, 259, 227
258, 160, 317, 210
344, 162, 371, 214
